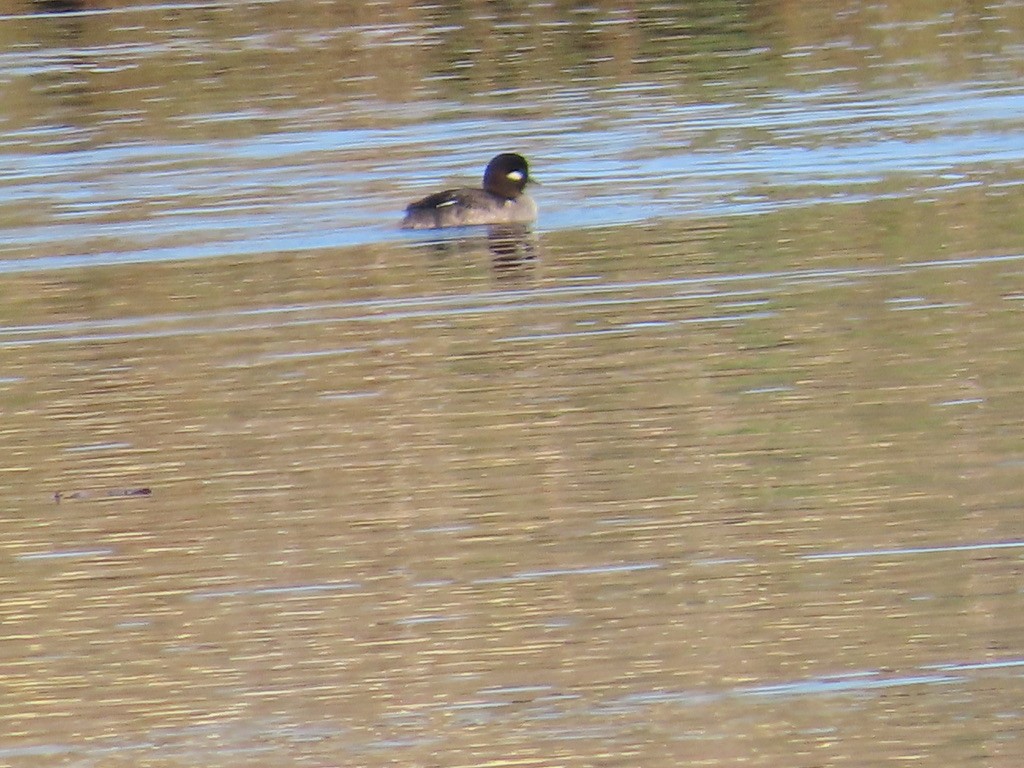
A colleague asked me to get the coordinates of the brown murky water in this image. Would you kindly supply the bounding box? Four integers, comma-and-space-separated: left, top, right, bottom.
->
2, 2, 1024, 766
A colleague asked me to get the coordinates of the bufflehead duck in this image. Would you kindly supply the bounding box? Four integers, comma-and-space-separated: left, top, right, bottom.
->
401, 153, 537, 229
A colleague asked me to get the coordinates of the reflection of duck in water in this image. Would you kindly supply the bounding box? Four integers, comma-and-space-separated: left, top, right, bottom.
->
488, 224, 538, 272
33, 0, 88, 11
401, 153, 537, 229
413, 223, 540, 275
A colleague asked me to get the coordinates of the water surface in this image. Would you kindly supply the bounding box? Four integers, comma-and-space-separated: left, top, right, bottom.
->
2, 2, 1024, 766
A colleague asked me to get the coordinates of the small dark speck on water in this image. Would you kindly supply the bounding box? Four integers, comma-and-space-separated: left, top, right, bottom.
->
54, 487, 152, 504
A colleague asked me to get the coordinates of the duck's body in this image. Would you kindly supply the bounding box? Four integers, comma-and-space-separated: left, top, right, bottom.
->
401, 153, 537, 230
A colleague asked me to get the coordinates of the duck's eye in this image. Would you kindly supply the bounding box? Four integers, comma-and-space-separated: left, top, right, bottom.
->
506, 170, 524, 181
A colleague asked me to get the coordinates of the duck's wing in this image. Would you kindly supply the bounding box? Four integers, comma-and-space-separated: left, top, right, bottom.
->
406, 188, 476, 212
401, 188, 492, 229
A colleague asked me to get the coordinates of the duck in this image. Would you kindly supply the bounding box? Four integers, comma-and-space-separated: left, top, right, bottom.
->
401, 153, 537, 229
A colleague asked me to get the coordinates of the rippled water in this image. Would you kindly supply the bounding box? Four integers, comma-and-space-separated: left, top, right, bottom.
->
2, 2, 1024, 766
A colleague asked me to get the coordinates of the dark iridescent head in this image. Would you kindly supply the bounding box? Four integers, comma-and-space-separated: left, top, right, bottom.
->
482, 153, 532, 200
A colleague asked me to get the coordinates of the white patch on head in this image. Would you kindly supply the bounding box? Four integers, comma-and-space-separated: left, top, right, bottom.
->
437, 198, 457, 207
506, 170, 524, 181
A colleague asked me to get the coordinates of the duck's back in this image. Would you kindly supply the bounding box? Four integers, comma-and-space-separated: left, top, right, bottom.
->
401, 187, 536, 229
